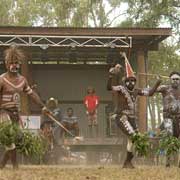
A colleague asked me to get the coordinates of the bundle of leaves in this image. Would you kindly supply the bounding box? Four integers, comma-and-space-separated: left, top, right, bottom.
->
157, 132, 180, 156
0, 122, 47, 160
0, 122, 20, 147
15, 130, 48, 160
131, 132, 150, 156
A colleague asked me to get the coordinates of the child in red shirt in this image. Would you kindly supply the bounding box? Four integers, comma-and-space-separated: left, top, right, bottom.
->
84, 87, 99, 137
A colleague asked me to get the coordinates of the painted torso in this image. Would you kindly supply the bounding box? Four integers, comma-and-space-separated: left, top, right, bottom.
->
158, 85, 180, 116
0, 73, 32, 110
112, 85, 147, 116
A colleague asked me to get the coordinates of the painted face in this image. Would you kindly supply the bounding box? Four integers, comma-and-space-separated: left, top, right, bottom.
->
114, 64, 122, 73
67, 109, 73, 117
170, 74, 180, 89
125, 77, 136, 91
6, 61, 21, 73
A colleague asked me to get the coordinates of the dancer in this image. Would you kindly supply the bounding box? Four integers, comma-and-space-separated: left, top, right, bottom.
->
0, 46, 47, 169
107, 52, 161, 168
156, 71, 180, 167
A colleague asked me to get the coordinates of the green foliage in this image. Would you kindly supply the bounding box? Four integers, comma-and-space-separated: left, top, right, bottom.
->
0, 0, 179, 33
15, 130, 48, 160
148, 44, 180, 76
157, 132, 180, 156
0, 122, 20, 147
0, 122, 47, 160
131, 132, 150, 156
122, 0, 180, 42
0, 0, 125, 27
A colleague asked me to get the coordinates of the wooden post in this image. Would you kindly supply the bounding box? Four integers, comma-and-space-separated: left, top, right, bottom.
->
21, 53, 31, 115
137, 50, 147, 132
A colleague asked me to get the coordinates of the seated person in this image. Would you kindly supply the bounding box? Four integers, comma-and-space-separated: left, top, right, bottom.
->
40, 120, 54, 150
60, 107, 80, 138
41, 97, 62, 144
42, 97, 62, 124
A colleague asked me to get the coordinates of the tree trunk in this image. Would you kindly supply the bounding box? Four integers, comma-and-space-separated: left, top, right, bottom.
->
148, 98, 156, 130
156, 96, 162, 126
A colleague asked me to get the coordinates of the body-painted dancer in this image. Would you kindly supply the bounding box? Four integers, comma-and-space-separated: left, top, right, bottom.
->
107, 53, 161, 168
0, 46, 47, 169
157, 71, 180, 167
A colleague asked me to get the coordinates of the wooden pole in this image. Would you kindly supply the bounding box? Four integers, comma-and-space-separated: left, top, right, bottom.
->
137, 50, 147, 132
21, 55, 30, 115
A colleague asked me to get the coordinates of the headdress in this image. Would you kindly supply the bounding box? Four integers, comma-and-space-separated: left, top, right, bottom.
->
125, 59, 135, 78
121, 52, 136, 81
4, 45, 25, 64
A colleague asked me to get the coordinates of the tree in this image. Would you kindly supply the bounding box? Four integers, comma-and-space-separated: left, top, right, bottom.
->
0, 0, 126, 27
0, 0, 16, 25
121, 0, 180, 43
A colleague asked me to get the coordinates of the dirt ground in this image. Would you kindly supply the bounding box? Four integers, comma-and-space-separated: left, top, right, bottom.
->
0, 165, 180, 180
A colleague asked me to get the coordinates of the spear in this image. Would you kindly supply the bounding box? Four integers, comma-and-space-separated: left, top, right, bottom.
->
119, 51, 169, 79
46, 112, 75, 137
136, 73, 169, 79
45, 111, 83, 141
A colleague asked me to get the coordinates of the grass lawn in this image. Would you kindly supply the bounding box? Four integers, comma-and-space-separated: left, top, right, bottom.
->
0, 165, 180, 180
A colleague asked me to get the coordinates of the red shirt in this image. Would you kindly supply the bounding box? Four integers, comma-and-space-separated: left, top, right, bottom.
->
84, 95, 99, 112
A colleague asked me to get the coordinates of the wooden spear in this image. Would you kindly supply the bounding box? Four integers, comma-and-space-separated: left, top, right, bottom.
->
136, 73, 169, 79
119, 51, 169, 79
45, 112, 84, 141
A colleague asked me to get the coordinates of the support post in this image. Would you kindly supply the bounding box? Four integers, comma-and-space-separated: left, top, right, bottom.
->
137, 50, 147, 132
21, 54, 31, 115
